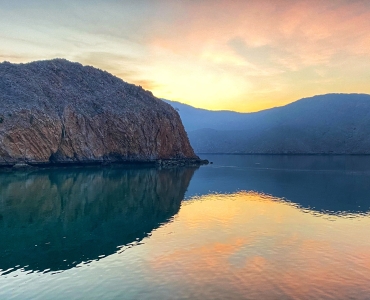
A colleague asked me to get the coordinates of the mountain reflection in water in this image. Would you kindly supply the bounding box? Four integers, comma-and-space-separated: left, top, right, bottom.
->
0, 167, 197, 275
2, 156, 370, 299
187, 155, 370, 215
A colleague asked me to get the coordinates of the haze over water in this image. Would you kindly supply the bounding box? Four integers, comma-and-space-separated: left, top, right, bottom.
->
1, 155, 370, 299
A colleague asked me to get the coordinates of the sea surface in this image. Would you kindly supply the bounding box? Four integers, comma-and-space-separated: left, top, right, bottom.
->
1, 155, 370, 299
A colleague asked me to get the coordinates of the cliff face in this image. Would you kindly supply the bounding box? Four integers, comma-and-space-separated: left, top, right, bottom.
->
0, 59, 197, 166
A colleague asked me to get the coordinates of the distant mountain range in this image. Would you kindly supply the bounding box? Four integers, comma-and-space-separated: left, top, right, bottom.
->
164, 94, 370, 154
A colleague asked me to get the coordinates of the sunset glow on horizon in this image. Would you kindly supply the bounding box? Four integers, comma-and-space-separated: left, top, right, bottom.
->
1, 0, 370, 112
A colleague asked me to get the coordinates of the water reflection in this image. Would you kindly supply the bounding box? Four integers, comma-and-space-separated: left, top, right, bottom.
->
146, 191, 370, 300
0, 166, 197, 275
189, 155, 370, 215
2, 156, 370, 299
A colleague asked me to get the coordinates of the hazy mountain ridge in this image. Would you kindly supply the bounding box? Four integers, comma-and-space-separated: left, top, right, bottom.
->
164, 94, 370, 154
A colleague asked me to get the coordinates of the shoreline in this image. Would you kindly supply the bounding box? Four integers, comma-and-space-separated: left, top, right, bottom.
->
0, 158, 209, 171
196, 153, 370, 156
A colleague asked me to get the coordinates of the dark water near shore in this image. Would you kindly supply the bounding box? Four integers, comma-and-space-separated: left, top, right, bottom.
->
1, 155, 370, 299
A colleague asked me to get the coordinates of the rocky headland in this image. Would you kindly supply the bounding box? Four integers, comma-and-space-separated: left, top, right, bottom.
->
0, 59, 205, 167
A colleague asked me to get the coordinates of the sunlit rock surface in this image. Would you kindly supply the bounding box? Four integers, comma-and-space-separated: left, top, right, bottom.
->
0, 59, 198, 166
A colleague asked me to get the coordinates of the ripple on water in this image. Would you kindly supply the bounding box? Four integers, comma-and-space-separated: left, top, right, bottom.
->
1, 158, 370, 299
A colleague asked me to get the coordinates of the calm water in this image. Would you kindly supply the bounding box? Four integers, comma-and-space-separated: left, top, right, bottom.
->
1, 155, 370, 299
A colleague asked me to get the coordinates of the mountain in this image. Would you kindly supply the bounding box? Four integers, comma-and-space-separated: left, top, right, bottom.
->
0, 59, 200, 167
162, 100, 250, 132
164, 94, 370, 154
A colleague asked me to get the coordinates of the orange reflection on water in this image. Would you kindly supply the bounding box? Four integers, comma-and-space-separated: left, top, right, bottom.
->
146, 191, 370, 299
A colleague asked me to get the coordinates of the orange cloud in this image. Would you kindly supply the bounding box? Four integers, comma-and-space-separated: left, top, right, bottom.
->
1, 0, 370, 111
139, 0, 370, 111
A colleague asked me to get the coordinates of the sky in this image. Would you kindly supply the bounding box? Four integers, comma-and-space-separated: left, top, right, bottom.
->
1, 0, 370, 112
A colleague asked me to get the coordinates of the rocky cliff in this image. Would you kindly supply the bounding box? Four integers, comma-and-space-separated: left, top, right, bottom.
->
0, 59, 199, 166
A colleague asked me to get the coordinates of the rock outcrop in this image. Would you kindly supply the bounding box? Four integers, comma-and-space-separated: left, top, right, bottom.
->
0, 59, 200, 166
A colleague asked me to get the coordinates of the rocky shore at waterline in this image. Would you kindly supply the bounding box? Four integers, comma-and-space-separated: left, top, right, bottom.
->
3, 158, 209, 170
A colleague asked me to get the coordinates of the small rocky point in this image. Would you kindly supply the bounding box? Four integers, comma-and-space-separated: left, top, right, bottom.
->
0, 59, 207, 167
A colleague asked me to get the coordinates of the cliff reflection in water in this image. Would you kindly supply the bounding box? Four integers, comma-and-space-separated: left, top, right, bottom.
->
0, 166, 197, 275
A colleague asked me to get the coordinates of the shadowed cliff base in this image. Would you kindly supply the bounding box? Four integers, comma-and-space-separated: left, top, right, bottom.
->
0, 157, 209, 169
0, 166, 197, 275
0, 59, 201, 167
